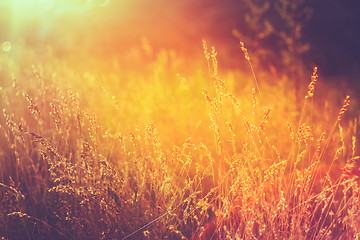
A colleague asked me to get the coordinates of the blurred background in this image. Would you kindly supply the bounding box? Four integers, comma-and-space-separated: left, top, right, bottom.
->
0, 0, 360, 98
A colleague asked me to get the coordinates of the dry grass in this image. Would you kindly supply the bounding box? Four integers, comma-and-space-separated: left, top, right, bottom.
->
0, 40, 359, 240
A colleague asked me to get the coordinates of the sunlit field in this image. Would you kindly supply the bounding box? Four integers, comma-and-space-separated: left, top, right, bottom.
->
1, 1, 360, 239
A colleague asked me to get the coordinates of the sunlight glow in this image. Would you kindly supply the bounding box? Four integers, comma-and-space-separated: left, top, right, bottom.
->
3, 0, 112, 20
1, 0, 114, 41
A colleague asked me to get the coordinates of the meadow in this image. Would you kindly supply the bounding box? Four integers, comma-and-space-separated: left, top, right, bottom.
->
0, 38, 360, 240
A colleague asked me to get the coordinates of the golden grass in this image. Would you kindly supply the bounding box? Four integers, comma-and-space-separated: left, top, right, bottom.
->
0, 40, 359, 239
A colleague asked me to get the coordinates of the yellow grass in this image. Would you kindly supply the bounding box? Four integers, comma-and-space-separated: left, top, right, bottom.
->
0, 40, 359, 239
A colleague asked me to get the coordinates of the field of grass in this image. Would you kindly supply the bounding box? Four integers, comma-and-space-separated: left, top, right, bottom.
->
0, 39, 360, 240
